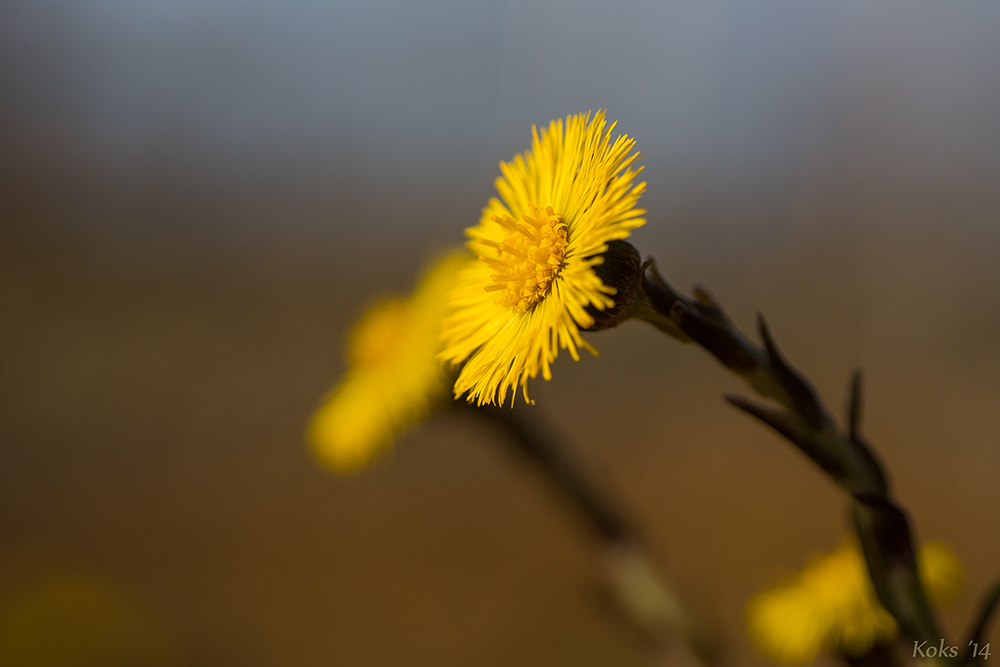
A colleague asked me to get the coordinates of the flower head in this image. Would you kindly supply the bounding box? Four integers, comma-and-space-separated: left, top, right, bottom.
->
308, 252, 467, 472
747, 540, 964, 664
440, 111, 646, 405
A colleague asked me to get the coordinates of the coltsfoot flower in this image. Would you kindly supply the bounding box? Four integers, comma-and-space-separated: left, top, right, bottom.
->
747, 540, 964, 664
440, 111, 647, 406
308, 252, 467, 472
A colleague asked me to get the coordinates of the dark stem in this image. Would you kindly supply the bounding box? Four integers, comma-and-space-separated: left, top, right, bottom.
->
637, 258, 952, 662
962, 579, 1000, 666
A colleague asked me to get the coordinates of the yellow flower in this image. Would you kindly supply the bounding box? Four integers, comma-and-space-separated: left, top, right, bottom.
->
308, 252, 467, 472
747, 540, 964, 664
440, 111, 647, 406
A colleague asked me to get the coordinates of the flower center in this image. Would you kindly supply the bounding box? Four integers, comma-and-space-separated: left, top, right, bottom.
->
479, 204, 568, 313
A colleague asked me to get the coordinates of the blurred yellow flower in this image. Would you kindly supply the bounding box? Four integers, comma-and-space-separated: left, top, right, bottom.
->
308, 252, 467, 472
0, 573, 172, 667
747, 540, 963, 664
440, 111, 647, 406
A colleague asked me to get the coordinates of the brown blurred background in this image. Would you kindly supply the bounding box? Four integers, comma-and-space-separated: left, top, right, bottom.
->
1, 1, 999, 665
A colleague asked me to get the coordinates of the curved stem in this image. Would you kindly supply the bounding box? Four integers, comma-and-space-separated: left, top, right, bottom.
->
453, 400, 714, 665
636, 258, 950, 664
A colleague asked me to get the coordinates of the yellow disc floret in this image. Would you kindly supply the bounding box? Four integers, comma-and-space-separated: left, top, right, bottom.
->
480, 204, 569, 313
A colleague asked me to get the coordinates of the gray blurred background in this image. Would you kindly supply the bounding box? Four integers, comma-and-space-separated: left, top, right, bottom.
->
1, 1, 998, 665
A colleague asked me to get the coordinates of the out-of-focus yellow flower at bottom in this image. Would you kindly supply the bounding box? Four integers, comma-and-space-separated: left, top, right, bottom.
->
747, 540, 963, 664
0, 573, 171, 667
308, 251, 467, 472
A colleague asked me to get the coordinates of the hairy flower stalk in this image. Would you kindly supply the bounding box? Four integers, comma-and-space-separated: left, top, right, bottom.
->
633, 258, 998, 666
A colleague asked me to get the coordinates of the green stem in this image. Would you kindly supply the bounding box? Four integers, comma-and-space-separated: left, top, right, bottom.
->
635, 257, 949, 662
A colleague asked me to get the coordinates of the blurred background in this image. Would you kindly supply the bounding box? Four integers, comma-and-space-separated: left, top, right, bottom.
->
1, 0, 999, 665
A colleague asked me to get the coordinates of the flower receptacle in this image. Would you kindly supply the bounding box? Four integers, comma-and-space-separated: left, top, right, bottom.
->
584, 240, 644, 331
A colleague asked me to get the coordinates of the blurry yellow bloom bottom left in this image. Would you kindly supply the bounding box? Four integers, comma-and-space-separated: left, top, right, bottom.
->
308, 251, 468, 472
0, 572, 171, 667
